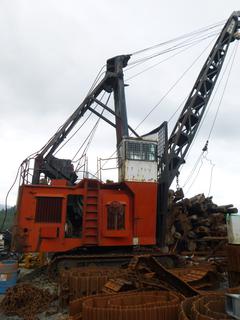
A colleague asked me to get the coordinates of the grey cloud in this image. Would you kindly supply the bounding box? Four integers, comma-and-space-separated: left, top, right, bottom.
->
1, 0, 240, 207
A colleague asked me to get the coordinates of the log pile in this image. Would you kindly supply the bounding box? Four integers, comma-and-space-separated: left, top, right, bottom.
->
166, 190, 238, 254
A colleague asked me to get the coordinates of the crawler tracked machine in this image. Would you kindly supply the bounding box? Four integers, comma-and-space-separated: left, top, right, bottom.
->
12, 12, 240, 266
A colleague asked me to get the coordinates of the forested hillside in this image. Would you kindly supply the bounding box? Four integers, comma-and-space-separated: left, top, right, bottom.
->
0, 206, 15, 230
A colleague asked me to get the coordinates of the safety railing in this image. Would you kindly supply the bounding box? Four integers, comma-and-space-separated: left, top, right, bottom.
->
97, 157, 119, 182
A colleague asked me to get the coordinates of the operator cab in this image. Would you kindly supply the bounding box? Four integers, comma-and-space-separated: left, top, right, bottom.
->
118, 137, 158, 183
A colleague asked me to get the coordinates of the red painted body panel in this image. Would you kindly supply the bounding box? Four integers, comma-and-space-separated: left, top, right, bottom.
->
12, 179, 157, 253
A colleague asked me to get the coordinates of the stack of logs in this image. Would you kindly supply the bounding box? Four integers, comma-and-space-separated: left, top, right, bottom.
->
166, 190, 237, 254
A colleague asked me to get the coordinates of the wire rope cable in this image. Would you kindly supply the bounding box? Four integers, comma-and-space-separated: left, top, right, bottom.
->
126, 32, 219, 81
128, 29, 221, 69
134, 35, 217, 132
130, 19, 225, 56
94, 30, 222, 175
73, 92, 111, 164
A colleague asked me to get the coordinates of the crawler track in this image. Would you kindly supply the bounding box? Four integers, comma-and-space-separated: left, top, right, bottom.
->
69, 290, 184, 320
48, 251, 180, 277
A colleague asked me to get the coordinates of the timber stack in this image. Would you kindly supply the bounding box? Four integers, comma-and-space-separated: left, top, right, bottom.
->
166, 190, 237, 255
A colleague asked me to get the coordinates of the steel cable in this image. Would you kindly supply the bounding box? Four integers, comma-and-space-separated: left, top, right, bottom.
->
73, 93, 111, 164
94, 31, 220, 174
128, 29, 221, 69
126, 32, 219, 81
130, 20, 225, 56
134, 35, 217, 132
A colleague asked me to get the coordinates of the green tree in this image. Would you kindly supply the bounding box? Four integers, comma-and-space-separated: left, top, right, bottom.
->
0, 206, 16, 231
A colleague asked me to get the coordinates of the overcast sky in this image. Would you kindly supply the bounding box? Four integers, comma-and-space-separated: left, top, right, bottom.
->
1, 0, 240, 209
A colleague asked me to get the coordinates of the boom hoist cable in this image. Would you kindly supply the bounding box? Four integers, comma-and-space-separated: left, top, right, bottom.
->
131, 20, 225, 56
126, 32, 219, 82
133, 36, 217, 132
94, 18, 239, 182
96, 29, 222, 175
127, 30, 222, 77
83, 22, 225, 173
129, 21, 224, 65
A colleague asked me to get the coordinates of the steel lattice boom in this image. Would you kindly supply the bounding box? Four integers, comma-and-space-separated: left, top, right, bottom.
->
159, 11, 240, 188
